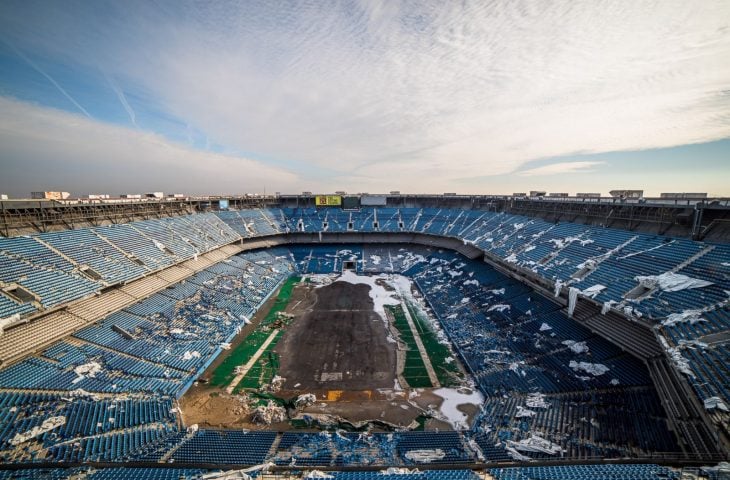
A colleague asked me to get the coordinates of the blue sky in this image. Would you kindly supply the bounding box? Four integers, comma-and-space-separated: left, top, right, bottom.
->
0, 0, 729, 197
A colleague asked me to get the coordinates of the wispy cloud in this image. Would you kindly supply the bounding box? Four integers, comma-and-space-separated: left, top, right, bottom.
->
6, 41, 93, 119
0, 1, 729, 192
105, 73, 137, 127
518, 161, 606, 176
0, 97, 302, 196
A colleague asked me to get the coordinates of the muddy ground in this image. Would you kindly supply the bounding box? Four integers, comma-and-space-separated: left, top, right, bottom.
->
275, 280, 397, 390
180, 276, 480, 431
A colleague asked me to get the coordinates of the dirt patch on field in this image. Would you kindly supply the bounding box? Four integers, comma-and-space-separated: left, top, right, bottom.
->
274, 281, 397, 391
180, 274, 481, 432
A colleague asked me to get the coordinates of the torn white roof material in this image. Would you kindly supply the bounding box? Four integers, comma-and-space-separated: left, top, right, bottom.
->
404, 449, 446, 463
635, 272, 712, 292
507, 434, 564, 455
569, 361, 609, 376
10, 416, 66, 445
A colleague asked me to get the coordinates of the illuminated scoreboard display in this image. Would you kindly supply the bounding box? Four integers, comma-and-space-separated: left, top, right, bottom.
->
314, 195, 342, 206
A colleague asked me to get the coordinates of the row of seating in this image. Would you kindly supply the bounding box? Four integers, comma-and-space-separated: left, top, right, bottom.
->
0, 213, 241, 320
2, 207, 724, 325
0, 232, 725, 467
404, 249, 680, 459
0, 249, 296, 463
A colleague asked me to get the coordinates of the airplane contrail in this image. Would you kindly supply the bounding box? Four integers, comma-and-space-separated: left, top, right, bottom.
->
9, 42, 93, 119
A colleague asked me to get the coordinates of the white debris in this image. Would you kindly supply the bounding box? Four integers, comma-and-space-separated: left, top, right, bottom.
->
553, 280, 563, 297
505, 254, 519, 263
568, 287, 579, 317
677, 339, 708, 349
635, 272, 713, 292
251, 401, 287, 425
526, 392, 550, 409
10, 416, 66, 445
562, 340, 589, 354
74, 362, 101, 377
667, 348, 694, 377
304, 471, 334, 479
380, 468, 421, 475
506, 446, 533, 462
182, 351, 201, 361
490, 288, 506, 295
575, 259, 597, 270
549, 238, 565, 249
516, 406, 537, 418
268, 375, 285, 393
581, 284, 606, 298
601, 300, 617, 315
524, 245, 536, 252
295, 394, 317, 409
404, 449, 446, 463
488, 304, 511, 313
153, 240, 167, 252
701, 463, 730, 476
0, 313, 21, 336
539, 323, 552, 332
703, 397, 729, 412
569, 361, 609, 376
464, 279, 479, 286
507, 434, 564, 455
619, 241, 674, 259
661, 310, 707, 327
68, 389, 100, 401
610, 379, 620, 386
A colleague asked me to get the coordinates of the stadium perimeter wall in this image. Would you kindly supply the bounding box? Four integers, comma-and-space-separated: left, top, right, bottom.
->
3, 196, 730, 241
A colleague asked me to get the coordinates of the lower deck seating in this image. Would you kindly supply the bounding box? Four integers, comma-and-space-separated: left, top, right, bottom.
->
0, 244, 722, 468
488, 464, 681, 480
171, 430, 276, 465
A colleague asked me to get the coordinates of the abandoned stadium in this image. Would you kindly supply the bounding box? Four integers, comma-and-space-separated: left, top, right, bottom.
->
0, 194, 728, 479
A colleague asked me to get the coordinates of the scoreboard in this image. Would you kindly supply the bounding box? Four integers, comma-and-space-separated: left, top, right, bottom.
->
314, 195, 342, 206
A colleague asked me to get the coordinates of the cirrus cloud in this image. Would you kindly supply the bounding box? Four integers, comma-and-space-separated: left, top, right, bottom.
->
518, 161, 606, 176
0, 0, 729, 193
0, 97, 302, 196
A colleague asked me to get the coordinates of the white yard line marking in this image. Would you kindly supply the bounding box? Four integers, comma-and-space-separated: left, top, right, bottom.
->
226, 328, 280, 394
400, 300, 440, 388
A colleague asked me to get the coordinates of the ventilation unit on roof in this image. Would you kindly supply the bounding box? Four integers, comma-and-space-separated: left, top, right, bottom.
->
126, 255, 145, 267
2, 285, 37, 304
571, 260, 597, 281
625, 283, 653, 300
78, 265, 103, 281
